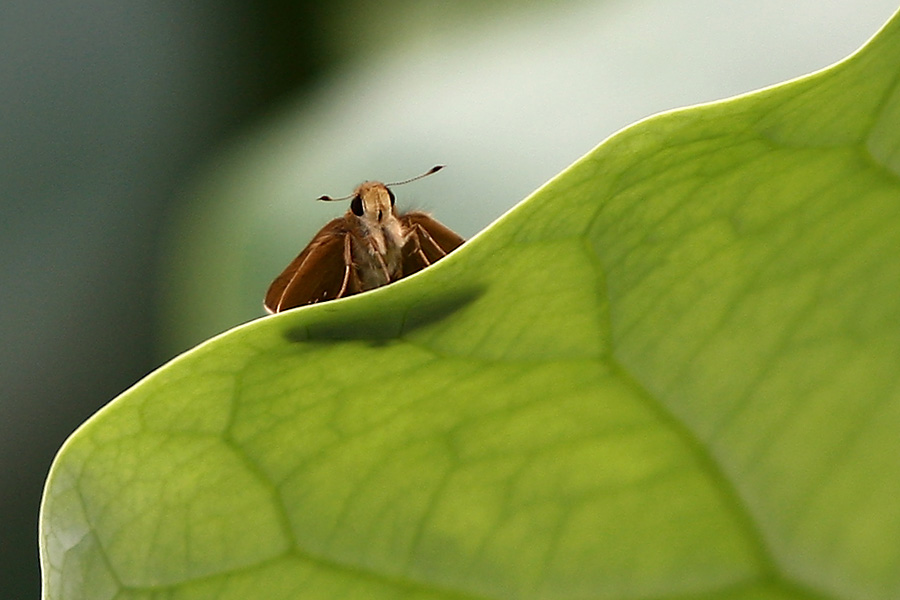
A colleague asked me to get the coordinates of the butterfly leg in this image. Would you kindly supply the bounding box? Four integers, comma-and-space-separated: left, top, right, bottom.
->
413, 223, 450, 261
405, 227, 431, 267
363, 237, 393, 283
336, 233, 353, 298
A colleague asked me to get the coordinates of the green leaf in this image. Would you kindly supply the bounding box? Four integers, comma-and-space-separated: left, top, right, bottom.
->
41, 9, 900, 600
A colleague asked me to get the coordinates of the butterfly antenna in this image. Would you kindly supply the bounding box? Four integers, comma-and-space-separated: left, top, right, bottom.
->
318, 165, 443, 200
386, 165, 444, 187
317, 192, 355, 202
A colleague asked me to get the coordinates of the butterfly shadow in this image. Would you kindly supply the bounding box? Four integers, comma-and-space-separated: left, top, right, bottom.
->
282, 285, 484, 347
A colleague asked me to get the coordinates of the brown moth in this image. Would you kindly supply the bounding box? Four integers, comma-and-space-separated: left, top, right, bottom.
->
264, 165, 464, 313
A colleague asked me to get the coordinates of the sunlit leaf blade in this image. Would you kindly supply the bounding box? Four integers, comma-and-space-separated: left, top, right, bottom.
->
41, 9, 900, 600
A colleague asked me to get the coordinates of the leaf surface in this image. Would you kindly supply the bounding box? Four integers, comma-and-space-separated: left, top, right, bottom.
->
41, 10, 900, 600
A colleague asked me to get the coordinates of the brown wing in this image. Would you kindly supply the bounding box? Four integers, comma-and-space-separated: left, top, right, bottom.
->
264, 218, 354, 313
400, 211, 465, 276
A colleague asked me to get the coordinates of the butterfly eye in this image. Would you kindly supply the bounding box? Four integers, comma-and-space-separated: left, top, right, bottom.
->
350, 195, 364, 216
387, 188, 396, 207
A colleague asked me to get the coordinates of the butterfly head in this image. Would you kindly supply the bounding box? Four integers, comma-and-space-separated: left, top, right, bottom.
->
316, 165, 443, 225
349, 181, 396, 224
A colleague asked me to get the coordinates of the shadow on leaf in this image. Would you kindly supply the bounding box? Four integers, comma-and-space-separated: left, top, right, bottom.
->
283, 285, 484, 345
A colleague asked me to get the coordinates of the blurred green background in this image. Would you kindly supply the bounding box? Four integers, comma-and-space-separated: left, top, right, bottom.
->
2, 1, 896, 597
